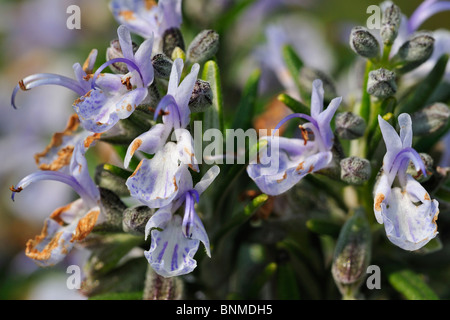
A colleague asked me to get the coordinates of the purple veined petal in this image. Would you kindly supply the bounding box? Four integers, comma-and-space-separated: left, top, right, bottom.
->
408, 0, 450, 33
380, 186, 439, 251
182, 190, 194, 238
398, 113, 413, 149
10, 170, 98, 208
173, 63, 200, 128
94, 73, 123, 92
126, 142, 182, 208
373, 172, 392, 224
158, 0, 182, 32
124, 123, 171, 168
174, 128, 199, 172
194, 165, 220, 196
11, 73, 86, 109
170, 165, 195, 212
145, 205, 173, 240
115, 87, 148, 119
83, 49, 98, 74
134, 35, 155, 87
117, 25, 135, 61
145, 214, 200, 278
310, 79, 325, 118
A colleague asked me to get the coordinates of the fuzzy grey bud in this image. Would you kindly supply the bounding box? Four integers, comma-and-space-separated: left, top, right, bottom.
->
93, 188, 127, 232
340, 157, 371, 185
380, 4, 401, 45
335, 112, 366, 140
332, 209, 371, 299
143, 265, 184, 300
392, 33, 435, 73
367, 68, 397, 99
152, 53, 173, 79
189, 79, 213, 113
298, 67, 337, 103
411, 103, 450, 136
162, 27, 185, 58
106, 39, 138, 74
349, 26, 380, 59
186, 29, 219, 64
123, 205, 154, 235
95, 164, 131, 196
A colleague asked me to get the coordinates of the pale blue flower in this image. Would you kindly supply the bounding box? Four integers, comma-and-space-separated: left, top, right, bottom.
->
247, 79, 341, 196
374, 113, 439, 251
144, 165, 219, 278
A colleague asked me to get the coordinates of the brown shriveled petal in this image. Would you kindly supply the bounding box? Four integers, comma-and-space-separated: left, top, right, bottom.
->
374, 193, 385, 211
119, 10, 136, 21
84, 133, 103, 149
82, 49, 97, 74
34, 114, 81, 169
144, 0, 157, 10
25, 220, 61, 262
71, 209, 100, 242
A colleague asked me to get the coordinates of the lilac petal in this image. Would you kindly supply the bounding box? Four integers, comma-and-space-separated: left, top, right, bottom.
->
317, 96, 342, 150
134, 36, 155, 86
124, 123, 171, 168
94, 73, 123, 92
159, 0, 182, 32
83, 49, 98, 74
173, 63, 200, 128
378, 115, 403, 172
109, 0, 156, 39
115, 87, 148, 119
182, 197, 211, 257
398, 113, 413, 149
167, 59, 184, 96
145, 214, 200, 278
126, 142, 182, 208
381, 185, 439, 251
118, 25, 136, 61
310, 79, 325, 118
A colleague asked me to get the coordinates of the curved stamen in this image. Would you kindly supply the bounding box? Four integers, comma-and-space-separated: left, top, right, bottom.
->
181, 190, 200, 239
408, 1, 450, 32
10, 171, 98, 208
389, 147, 427, 179
271, 113, 319, 139
11, 74, 86, 109
153, 95, 182, 128
91, 58, 144, 89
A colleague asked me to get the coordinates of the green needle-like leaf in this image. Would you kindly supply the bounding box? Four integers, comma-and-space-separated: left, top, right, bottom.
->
202, 60, 224, 131
232, 68, 261, 130
388, 269, 439, 300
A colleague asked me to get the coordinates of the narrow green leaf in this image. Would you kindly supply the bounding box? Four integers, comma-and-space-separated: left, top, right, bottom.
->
282, 44, 304, 86
277, 93, 310, 115
202, 60, 224, 131
276, 263, 301, 300
397, 54, 449, 114
388, 269, 439, 300
213, 0, 257, 33
232, 69, 261, 130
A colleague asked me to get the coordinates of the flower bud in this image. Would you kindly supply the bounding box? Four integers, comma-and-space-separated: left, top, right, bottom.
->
298, 67, 336, 103
189, 79, 213, 113
349, 26, 380, 59
335, 112, 366, 140
106, 39, 139, 74
367, 68, 397, 99
411, 103, 450, 136
123, 205, 154, 235
392, 33, 435, 73
332, 209, 371, 299
162, 27, 185, 58
93, 188, 127, 232
186, 29, 219, 64
380, 4, 401, 45
152, 53, 173, 79
340, 157, 371, 185
143, 265, 184, 300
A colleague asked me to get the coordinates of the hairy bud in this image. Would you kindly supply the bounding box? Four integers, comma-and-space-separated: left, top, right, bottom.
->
349, 26, 380, 59
152, 53, 173, 79
186, 29, 219, 64
367, 68, 397, 99
189, 79, 213, 113
162, 27, 185, 58
381, 4, 401, 45
392, 33, 435, 73
335, 112, 366, 140
340, 157, 371, 185
123, 205, 154, 235
411, 103, 450, 136
407, 153, 434, 183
